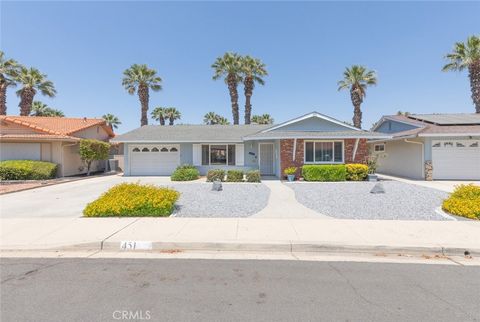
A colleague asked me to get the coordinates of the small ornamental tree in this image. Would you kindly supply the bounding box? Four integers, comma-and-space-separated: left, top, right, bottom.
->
79, 139, 110, 175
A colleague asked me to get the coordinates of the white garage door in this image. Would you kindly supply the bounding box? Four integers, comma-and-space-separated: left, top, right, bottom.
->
129, 145, 180, 176
0, 143, 41, 161
432, 140, 480, 180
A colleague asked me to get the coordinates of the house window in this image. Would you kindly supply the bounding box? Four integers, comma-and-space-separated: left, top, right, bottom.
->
132, 147, 140, 152
160, 147, 168, 152
374, 144, 385, 152
170, 147, 178, 152
151, 147, 159, 152
456, 142, 465, 147
432, 142, 441, 147
201, 144, 236, 165
141, 147, 149, 152
305, 141, 344, 163
470, 142, 479, 147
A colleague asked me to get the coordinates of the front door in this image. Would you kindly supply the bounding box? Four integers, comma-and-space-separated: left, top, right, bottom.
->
259, 143, 275, 175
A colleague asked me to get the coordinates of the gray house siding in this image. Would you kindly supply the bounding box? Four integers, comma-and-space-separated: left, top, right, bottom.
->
272, 117, 351, 132
376, 120, 419, 134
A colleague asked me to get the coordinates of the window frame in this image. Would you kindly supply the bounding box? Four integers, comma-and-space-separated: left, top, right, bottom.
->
374, 143, 386, 153
201, 144, 237, 166
304, 140, 344, 164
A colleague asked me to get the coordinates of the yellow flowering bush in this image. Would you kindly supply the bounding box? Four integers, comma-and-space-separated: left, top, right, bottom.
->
442, 184, 480, 220
345, 164, 369, 181
83, 183, 180, 217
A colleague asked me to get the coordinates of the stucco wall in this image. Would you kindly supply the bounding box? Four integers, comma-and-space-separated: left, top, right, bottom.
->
62, 143, 105, 177
74, 125, 111, 141
373, 139, 424, 179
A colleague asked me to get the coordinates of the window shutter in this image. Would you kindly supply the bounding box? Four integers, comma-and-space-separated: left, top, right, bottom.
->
193, 144, 201, 166
235, 144, 244, 166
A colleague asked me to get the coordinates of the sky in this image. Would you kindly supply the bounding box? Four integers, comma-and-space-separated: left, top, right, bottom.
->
1, 1, 479, 133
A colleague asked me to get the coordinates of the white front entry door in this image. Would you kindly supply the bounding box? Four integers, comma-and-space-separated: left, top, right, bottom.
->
259, 143, 275, 175
432, 140, 480, 180
129, 145, 180, 176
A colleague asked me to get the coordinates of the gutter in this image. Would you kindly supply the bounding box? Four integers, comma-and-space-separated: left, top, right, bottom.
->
404, 139, 425, 179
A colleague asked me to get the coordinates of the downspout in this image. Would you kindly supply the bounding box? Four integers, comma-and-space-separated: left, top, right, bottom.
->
404, 139, 424, 179
293, 138, 297, 161
352, 139, 359, 162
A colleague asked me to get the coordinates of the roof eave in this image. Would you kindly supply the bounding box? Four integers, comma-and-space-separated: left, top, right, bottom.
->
243, 134, 392, 140
418, 133, 480, 137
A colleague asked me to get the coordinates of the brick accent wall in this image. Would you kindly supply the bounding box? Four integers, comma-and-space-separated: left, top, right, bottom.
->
279, 138, 368, 178
280, 139, 304, 178
344, 139, 368, 163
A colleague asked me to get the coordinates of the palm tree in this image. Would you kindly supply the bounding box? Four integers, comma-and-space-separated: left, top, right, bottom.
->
337, 65, 377, 129
203, 112, 230, 125
241, 56, 268, 124
102, 113, 121, 129
122, 64, 162, 126
15, 67, 56, 116
212, 52, 243, 124
442, 35, 480, 113
164, 107, 181, 125
251, 114, 274, 125
30, 101, 64, 117
0, 51, 19, 115
151, 106, 167, 125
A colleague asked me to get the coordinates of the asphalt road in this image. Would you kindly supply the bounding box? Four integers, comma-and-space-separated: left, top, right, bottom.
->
1, 258, 479, 322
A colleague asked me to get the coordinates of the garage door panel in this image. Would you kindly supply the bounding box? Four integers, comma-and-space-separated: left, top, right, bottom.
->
432, 140, 480, 180
130, 145, 180, 176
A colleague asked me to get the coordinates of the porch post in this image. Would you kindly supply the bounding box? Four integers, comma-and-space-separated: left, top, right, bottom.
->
293, 138, 297, 161
352, 138, 359, 162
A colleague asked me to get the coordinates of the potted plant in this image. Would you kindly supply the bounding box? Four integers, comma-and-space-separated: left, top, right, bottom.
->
366, 155, 378, 182
284, 167, 297, 182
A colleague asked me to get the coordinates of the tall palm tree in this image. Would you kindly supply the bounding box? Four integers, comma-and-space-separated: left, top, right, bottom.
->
241, 56, 268, 124
0, 51, 19, 115
30, 101, 64, 117
164, 107, 181, 125
212, 52, 243, 124
151, 106, 167, 125
122, 64, 162, 126
102, 113, 121, 129
203, 112, 230, 125
443, 35, 480, 113
337, 65, 377, 129
15, 67, 56, 116
251, 114, 274, 125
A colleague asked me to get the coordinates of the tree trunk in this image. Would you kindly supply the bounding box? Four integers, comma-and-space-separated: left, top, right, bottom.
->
169, 117, 174, 126
138, 84, 149, 126
469, 62, 480, 113
227, 74, 239, 125
350, 86, 363, 129
87, 161, 92, 176
19, 88, 36, 116
244, 76, 253, 124
0, 81, 7, 115
160, 116, 165, 126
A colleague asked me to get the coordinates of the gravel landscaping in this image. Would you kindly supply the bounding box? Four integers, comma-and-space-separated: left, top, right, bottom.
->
166, 183, 270, 218
286, 181, 451, 220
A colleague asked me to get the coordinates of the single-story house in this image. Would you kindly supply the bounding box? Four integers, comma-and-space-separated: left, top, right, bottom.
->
0, 116, 115, 177
370, 113, 480, 180
112, 111, 390, 177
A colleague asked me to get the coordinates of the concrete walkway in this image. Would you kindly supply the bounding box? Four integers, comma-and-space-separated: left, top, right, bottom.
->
1, 217, 479, 256
251, 181, 331, 219
378, 174, 480, 193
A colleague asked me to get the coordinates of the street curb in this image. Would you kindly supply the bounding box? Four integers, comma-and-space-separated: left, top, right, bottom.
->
2, 241, 478, 257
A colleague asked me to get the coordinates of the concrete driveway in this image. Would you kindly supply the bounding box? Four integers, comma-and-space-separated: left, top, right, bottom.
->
0, 175, 172, 218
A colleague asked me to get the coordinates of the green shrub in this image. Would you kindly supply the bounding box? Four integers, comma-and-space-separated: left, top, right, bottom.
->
83, 183, 180, 217
284, 167, 297, 176
442, 184, 480, 220
226, 170, 244, 182
302, 165, 346, 181
171, 165, 199, 181
0, 160, 58, 180
207, 169, 226, 182
345, 164, 369, 181
79, 139, 110, 175
246, 170, 261, 183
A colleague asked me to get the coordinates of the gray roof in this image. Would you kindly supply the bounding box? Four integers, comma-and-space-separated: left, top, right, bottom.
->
243, 130, 391, 140
112, 124, 271, 143
405, 113, 480, 125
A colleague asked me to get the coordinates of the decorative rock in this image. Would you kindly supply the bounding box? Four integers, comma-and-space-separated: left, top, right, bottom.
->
212, 180, 223, 191
370, 182, 385, 194
425, 161, 433, 181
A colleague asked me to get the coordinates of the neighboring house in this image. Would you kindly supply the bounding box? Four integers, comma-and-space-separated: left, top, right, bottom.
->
371, 113, 480, 180
0, 116, 115, 177
112, 111, 389, 177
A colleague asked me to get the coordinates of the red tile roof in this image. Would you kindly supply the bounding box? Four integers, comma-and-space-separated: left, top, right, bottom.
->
0, 116, 115, 139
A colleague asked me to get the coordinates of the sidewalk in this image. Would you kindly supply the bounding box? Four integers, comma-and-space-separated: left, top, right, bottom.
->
1, 217, 479, 256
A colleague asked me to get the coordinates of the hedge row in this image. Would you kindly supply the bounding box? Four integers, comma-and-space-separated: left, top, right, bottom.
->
0, 160, 58, 180
207, 169, 261, 183
301, 164, 368, 182
171, 165, 200, 181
